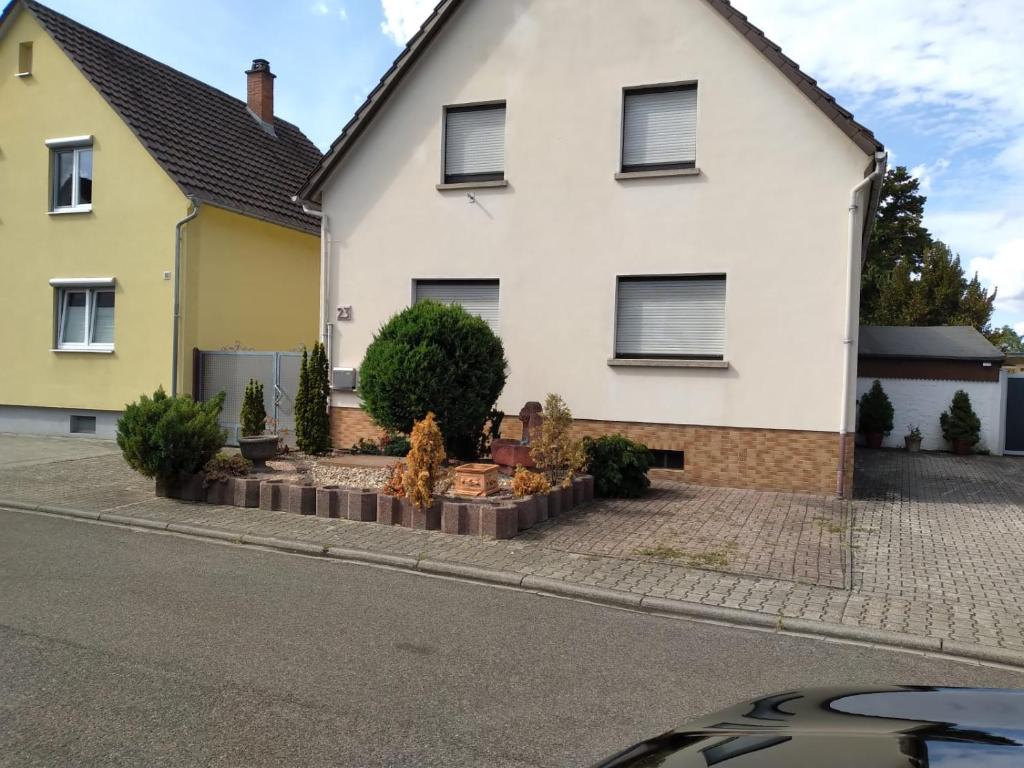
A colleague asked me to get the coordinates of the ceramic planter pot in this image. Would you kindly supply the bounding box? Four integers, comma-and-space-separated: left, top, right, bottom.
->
952, 439, 972, 456
865, 432, 884, 449
904, 436, 922, 453
238, 435, 279, 467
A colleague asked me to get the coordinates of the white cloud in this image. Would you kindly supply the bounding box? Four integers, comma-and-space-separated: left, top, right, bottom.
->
909, 158, 950, 194
996, 136, 1024, 175
970, 240, 1024, 318
312, 2, 347, 21
738, 0, 1024, 144
1015, 321, 1024, 336
379, 0, 434, 46
735, 1, 1024, 329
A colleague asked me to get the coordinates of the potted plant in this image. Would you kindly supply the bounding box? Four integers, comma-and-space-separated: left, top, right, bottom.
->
940, 389, 981, 456
238, 379, 278, 467
857, 380, 894, 449
904, 424, 923, 453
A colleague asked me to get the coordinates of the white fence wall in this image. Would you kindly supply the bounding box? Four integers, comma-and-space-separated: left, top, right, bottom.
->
856, 377, 1004, 454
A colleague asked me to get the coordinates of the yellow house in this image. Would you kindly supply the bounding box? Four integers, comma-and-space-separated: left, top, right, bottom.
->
0, 0, 321, 438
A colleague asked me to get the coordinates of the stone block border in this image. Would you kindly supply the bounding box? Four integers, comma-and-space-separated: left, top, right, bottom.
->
157, 473, 595, 540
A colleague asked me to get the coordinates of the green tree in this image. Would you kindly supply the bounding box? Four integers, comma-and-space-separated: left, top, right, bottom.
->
988, 325, 1024, 353
862, 166, 933, 323
872, 241, 996, 332
295, 342, 331, 455
294, 347, 309, 449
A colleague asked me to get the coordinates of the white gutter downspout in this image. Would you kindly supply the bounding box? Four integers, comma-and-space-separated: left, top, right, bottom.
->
295, 197, 330, 364
838, 153, 886, 497
171, 197, 201, 397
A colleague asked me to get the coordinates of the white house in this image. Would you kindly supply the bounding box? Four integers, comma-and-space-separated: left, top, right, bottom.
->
297, 0, 886, 497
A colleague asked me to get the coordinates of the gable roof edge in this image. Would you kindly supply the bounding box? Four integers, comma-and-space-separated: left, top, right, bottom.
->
298, 0, 883, 201
704, 0, 882, 156
297, 0, 463, 202
13, 0, 323, 235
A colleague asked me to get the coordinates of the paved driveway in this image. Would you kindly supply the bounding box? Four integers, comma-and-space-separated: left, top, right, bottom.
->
853, 450, 1024, 647
520, 482, 848, 588
0, 434, 119, 469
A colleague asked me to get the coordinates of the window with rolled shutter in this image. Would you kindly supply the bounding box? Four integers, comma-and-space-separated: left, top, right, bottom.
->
615, 276, 725, 359
414, 280, 500, 331
621, 84, 698, 172
444, 103, 506, 183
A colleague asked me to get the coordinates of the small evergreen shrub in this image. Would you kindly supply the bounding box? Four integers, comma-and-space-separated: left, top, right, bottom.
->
858, 379, 894, 435
351, 437, 383, 455
583, 434, 654, 498
351, 431, 410, 457
117, 388, 227, 483
296, 342, 332, 455
529, 393, 587, 488
381, 432, 411, 457
511, 466, 551, 497
358, 301, 507, 459
940, 389, 981, 447
240, 379, 266, 437
202, 452, 252, 486
402, 412, 449, 510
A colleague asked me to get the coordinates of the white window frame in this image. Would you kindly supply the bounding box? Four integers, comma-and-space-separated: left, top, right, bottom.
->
51, 279, 116, 352
46, 136, 93, 213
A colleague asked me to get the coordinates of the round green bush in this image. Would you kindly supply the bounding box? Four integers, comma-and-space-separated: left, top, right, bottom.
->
116, 388, 227, 484
583, 434, 654, 498
359, 301, 507, 458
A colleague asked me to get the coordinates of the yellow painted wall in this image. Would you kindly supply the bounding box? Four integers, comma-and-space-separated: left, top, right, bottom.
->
178, 204, 320, 394
1, 6, 321, 414
0, 7, 185, 411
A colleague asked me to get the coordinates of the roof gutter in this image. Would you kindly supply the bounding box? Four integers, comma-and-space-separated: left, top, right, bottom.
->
838, 152, 887, 497
171, 197, 200, 397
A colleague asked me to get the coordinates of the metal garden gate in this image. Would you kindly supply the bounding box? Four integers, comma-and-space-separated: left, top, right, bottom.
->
196, 350, 302, 446
1006, 374, 1024, 456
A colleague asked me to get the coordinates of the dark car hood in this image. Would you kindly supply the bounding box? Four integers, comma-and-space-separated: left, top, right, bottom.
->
593, 687, 1024, 767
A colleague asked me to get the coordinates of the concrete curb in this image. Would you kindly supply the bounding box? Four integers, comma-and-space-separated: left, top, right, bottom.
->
5, 496, 1024, 671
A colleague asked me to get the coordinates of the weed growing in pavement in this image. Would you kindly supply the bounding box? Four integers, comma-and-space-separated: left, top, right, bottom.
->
634, 544, 686, 560
813, 517, 845, 535
686, 549, 732, 569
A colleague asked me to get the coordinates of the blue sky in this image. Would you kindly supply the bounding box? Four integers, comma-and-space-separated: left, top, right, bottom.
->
38, 0, 1024, 334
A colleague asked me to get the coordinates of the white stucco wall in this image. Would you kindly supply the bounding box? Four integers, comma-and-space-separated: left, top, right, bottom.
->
319, 0, 874, 433
855, 377, 1004, 454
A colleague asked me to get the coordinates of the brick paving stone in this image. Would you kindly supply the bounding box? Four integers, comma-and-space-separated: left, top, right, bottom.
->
2, 444, 1024, 656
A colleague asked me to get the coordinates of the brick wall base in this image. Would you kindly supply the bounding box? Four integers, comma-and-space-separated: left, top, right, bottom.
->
331, 406, 854, 497
330, 406, 380, 449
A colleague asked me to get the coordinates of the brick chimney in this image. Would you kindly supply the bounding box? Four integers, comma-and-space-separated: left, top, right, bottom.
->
246, 59, 276, 125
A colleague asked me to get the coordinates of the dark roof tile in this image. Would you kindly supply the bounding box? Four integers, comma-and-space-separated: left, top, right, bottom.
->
16, 0, 322, 234
859, 326, 1005, 362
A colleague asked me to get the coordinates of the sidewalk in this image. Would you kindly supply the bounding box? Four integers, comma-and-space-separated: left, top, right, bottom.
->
1, 441, 1022, 667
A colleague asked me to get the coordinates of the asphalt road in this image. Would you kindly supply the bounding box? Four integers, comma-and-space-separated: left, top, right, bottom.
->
2, 509, 1021, 768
